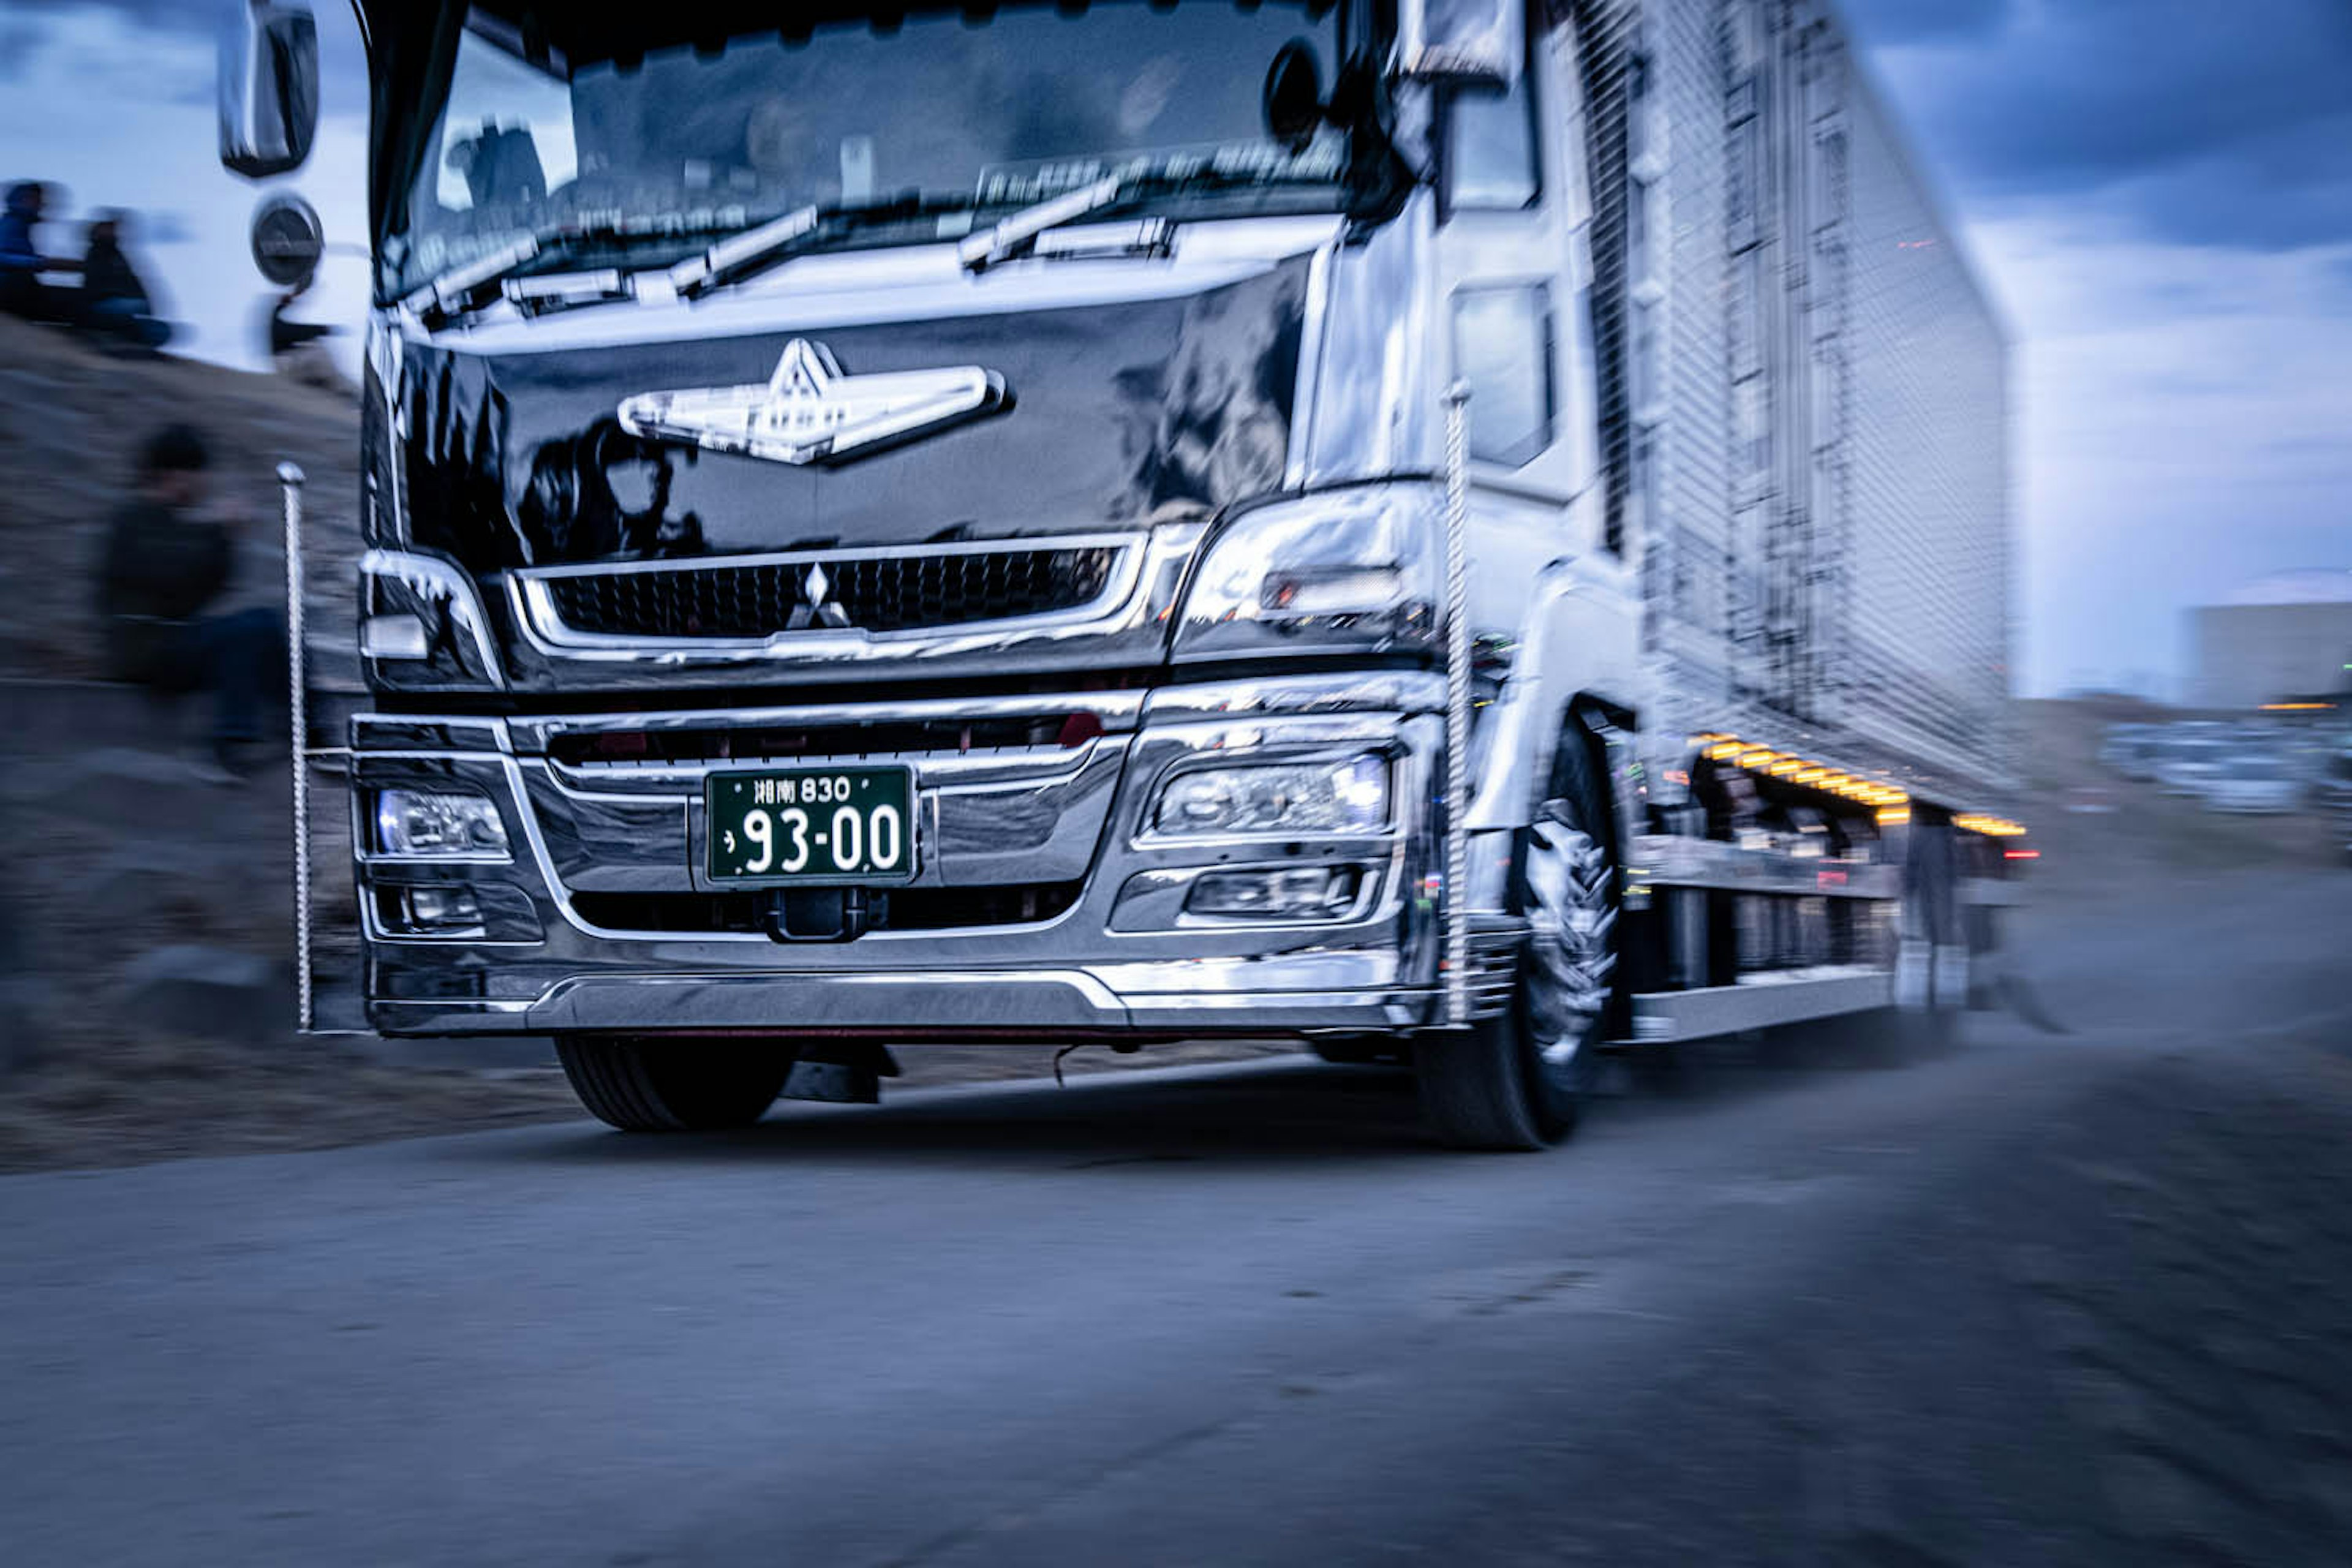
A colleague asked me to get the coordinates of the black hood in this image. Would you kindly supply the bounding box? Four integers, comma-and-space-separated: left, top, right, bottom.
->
380, 257, 1309, 573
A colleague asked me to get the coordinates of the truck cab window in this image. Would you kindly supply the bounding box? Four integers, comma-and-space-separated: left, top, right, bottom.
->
1452, 283, 1555, 467
1445, 69, 1540, 210
430, 37, 576, 216
388, 2, 1357, 301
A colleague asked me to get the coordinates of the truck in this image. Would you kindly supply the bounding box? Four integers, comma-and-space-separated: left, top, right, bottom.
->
221, 0, 2025, 1149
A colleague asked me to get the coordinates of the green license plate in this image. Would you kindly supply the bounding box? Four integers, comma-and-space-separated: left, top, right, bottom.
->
705, 766, 916, 884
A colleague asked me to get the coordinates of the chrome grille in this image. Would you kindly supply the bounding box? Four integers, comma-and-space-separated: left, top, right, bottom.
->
538, 545, 1123, 640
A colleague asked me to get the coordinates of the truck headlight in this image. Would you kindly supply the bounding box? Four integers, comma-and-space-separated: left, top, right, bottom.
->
372, 788, 510, 859
1172, 485, 1439, 662
1153, 754, 1389, 836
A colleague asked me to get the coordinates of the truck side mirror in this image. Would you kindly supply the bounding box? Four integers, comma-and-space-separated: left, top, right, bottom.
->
219, 2, 321, 181
1262, 40, 1326, 153
1392, 0, 1523, 89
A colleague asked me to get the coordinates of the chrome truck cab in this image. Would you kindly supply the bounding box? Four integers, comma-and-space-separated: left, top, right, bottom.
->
232, 0, 2015, 1147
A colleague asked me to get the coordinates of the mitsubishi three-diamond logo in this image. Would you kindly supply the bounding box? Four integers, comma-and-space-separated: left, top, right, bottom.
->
787, 561, 853, 631
617, 338, 1008, 466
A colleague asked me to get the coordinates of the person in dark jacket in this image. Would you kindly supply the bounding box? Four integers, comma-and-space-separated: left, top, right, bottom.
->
78, 211, 171, 352
0, 181, 81, 323
96, 426, 281, 773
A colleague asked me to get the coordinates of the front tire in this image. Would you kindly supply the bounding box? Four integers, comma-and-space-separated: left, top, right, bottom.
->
556, 1036, 792, 1132
1417, 728, 1619, 1150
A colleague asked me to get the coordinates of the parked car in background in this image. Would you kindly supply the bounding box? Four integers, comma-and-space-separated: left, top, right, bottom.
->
2116, 734, 2165, 782
2202, 756, 2303, 815
2157, 736, 2231, 797
2098, 724, 2149, 774
2321, 745, 2352, 860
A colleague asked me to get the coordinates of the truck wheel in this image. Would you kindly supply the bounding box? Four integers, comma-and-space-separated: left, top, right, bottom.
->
1417, 732, 1618, 1150
556, 1036, 791, 1132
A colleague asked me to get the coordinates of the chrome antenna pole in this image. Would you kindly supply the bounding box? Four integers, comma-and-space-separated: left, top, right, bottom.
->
1442, 382, 1472, 1030
278, 462, 311, 1035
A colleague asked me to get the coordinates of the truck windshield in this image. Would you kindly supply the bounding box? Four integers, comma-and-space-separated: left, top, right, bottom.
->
386, 1, 1360, 300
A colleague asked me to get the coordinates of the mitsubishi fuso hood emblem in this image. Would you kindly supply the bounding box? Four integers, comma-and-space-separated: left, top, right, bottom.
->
617, 339, 1008, 466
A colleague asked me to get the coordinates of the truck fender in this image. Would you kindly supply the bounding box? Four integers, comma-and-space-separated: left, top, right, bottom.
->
1461, 554, 1643, 840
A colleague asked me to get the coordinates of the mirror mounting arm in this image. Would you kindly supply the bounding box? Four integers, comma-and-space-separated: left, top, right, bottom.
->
1390, 0, 1524, 90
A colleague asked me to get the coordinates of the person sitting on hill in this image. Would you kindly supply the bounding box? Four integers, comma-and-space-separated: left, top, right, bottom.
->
78, 211, 172, 353
0, 181, 82, 324
95, 426, 282, 777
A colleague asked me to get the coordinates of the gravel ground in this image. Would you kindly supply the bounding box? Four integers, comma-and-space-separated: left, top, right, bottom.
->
2, 858, 2345, 1566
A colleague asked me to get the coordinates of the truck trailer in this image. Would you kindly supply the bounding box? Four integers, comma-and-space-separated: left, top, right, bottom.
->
225, 0, 2024, 1148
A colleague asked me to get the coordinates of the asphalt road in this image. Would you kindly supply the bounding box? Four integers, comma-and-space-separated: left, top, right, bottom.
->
6, 864, 2351, 1567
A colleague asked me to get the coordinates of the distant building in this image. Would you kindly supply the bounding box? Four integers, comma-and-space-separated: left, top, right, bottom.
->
2187, 570, 2352, 709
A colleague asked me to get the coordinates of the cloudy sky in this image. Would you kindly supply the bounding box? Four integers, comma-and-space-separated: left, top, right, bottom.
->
3, 0, 2347, 696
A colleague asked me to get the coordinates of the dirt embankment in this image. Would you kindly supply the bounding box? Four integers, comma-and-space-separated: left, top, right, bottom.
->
0, 317, 362, 682
0, 323, 592, 1169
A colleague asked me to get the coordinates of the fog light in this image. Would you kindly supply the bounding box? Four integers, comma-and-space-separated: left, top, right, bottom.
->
398, 887, 485, 937
1154, 754, 1389, 836
360, 612, 431, 660
374, 788, 510, 858
1185, 867, 1360, 919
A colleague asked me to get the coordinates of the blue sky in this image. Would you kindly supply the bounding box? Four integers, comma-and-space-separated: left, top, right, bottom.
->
3, 0, 2347, 698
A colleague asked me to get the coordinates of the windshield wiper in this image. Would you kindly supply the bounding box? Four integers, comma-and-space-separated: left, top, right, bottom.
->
402, 203, 902, 329
403, 214, 722, 330
404, 233, 549, 330
671, 189, 974, 300
666, 204, 822, 300
956, 162, 1331, 274
957, 175, 1126, 274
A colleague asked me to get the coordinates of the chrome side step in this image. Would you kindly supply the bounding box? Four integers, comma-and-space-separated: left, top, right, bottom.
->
1626, 834, 1901, 900
1626, 966, 1894, 1043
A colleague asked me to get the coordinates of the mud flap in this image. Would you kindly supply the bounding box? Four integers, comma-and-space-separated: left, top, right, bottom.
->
1894, 938, 1934, 1012
1932, 944, 1970, 1011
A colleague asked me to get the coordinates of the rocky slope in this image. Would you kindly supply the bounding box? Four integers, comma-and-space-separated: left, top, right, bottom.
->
0, 316, 361, 681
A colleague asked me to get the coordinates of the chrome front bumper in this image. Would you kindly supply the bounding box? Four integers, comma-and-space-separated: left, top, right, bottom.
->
349, 673, 1449, 1038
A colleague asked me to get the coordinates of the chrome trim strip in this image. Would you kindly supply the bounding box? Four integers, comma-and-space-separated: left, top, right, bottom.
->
359, 549, 507, 690
360, 899, 544, 948
352, 714, 514, 753
1623, 834, 1902, 901
1106, 861, 1386, 932
491, 756, 763, 944
1284, 235, 1336, 489
1629, 968, 1894, 1043
527, 968, 1129, 1031
1140, 670, 1444, 722
508, 691, 1146, 754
